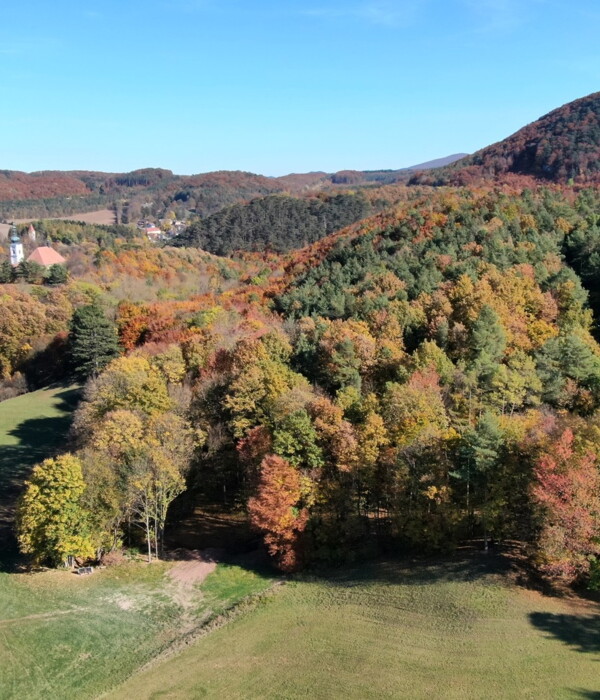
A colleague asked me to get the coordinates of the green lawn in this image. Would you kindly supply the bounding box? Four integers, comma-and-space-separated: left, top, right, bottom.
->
107, 554, 600, 700
0, 384, 82, 569
0, 561, 272, 700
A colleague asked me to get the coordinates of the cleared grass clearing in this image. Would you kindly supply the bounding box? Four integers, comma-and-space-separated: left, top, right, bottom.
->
108, 554, 600, 700
0, 562, 272, 700
0, 385, 274, 699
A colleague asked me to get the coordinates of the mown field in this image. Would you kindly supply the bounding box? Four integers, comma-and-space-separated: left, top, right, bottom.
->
109, 555, 600, 700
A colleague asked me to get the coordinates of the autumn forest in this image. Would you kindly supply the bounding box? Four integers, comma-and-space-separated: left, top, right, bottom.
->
3, 92, 600, 595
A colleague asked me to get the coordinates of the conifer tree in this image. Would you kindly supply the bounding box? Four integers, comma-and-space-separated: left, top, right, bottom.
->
69, 304, 120, 379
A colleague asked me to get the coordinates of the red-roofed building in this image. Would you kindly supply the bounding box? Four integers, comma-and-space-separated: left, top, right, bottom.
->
145, 226, 163, 241
27, 246, 66, 267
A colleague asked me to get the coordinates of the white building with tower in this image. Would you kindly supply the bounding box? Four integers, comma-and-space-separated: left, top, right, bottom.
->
9, 224, 24, 266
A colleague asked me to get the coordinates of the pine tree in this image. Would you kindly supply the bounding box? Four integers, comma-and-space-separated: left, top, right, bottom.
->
69, 305, 120, 379
0, 260, 12, 284
45, 263, 68, 285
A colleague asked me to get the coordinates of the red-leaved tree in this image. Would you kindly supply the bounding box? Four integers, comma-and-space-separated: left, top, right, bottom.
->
248, 454, 308, 572
532, 428, 600, 583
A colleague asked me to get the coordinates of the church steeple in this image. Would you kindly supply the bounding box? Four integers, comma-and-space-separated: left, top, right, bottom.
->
9, 223, 24, 266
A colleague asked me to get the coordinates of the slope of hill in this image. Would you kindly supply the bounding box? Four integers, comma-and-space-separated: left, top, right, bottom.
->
179, 191, 373, 254
108, 554, 600, 700
413, 92, 600, 185
0, 170, 91, 200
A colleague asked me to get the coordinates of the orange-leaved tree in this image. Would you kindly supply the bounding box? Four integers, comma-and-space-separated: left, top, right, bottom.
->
248, 454, 308, 572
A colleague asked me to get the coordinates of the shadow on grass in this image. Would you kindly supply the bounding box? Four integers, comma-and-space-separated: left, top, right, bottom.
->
0, 385, 81, 571
571, 691, 600, 698
529, 612, 600, 654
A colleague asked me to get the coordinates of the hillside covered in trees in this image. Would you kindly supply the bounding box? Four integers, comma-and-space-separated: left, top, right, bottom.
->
4, 184, 600, 591
413, 92, 600, 186
0, 159, 466, 221
4, 92, 600, 595
179, 192, 374, 254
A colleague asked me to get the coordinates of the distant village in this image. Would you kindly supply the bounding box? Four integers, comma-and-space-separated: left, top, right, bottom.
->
136, 218, 187, 242
2, 214, 188, 272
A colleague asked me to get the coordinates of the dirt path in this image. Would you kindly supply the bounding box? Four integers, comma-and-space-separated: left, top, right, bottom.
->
165, 549, 220, 613
168, 559, 217, 587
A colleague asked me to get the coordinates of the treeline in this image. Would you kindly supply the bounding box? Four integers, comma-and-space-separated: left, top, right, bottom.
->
14, 186, 600, 590
16, 219, 136, 245
180, 192, 373, 255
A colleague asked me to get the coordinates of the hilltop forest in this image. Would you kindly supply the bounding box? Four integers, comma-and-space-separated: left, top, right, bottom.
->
3, 92, 600, 590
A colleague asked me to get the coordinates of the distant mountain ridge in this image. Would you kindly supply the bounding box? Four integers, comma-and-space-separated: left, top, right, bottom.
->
413, 92, 600, 185
0, 155, 469, 206
407, 154, 468, 170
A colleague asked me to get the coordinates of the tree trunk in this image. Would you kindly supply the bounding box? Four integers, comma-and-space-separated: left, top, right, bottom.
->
146, 512, 152, 563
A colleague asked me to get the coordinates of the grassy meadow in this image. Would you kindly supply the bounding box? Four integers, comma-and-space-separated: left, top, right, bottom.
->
0, 384, 81, 568
108, 555, 600, 700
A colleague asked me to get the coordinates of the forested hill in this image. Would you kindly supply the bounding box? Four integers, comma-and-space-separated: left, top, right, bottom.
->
0, 169, 286, 220
0, 158, 464, 220
413, 92, 600, 185
178, 192, 373, 254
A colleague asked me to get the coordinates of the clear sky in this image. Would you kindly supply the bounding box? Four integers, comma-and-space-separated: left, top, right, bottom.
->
1, 0, 599, 175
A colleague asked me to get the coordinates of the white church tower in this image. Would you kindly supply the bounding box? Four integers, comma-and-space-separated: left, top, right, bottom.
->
9, 224, 24, 266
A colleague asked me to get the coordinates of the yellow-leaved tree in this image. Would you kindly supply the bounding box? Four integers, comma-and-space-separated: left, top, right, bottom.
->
17, 454, 95, 566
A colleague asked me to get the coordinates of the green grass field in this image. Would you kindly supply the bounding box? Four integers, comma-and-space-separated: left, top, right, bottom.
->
0, 561, 272, 700
0, 384, 82, 568
108, 554, 600, 700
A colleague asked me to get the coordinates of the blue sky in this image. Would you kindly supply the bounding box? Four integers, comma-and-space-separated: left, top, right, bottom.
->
1, 0, 599, 175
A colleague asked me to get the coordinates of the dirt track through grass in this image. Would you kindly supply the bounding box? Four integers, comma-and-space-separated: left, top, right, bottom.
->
0, 562, 272, 700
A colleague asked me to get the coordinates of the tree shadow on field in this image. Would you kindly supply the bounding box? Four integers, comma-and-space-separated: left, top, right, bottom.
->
570, 691, 600, 698
302, 542, 517, 590
528, 612, 600, 654
0, 385, 81, 571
